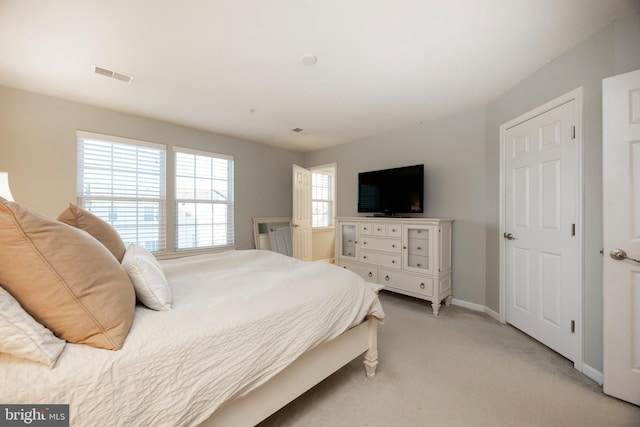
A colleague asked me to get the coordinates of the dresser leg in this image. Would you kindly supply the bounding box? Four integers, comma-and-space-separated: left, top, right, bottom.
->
432, 301, 441, 316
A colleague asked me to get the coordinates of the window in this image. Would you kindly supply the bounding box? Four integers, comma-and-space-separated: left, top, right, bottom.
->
77, 132, 235, 254
311, 165, 336, 227
77, 132, 166, 252
174, 147, 234, 250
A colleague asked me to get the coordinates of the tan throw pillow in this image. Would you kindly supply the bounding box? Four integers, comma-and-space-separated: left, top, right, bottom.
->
57, 203, 126, 262
0, 198, 135, 350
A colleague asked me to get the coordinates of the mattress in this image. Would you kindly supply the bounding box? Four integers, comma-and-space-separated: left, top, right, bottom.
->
0, 250, 384, 426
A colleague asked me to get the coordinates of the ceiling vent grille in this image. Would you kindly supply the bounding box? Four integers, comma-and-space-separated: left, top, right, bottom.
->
291, 128, 304, 133
94, 65, 134, 83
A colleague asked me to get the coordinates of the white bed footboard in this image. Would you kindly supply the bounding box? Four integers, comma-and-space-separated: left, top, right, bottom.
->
201, 317, 379, 427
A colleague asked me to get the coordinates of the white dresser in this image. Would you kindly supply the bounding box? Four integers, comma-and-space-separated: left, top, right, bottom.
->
335, 217, 452, 315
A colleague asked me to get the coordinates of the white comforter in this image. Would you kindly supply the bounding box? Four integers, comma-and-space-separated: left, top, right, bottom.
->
0, 250, 384, 426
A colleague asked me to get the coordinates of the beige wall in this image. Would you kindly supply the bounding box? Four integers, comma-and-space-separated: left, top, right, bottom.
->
305, 10, 640, 374
0, 85, 304, 250
312, 228, 335, 262
484, 11, 640, 373
3, 11, 639, 375
305, 107, 487, 306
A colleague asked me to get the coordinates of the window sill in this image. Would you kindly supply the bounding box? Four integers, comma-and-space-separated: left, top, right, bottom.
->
312, 226, 335, 232
154, 245, 236, 260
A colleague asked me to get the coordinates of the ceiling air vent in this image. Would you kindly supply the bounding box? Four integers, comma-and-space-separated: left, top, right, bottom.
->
291, 128, 304, 133
93, 65, 134, 83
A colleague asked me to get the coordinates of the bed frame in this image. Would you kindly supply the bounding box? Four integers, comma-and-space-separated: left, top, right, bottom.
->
200, 316, 379, 427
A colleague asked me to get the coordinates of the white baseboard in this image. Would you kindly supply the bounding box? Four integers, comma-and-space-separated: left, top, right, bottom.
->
581, 363, 603, 386
451, 298, 485, 313
484, 307, 501, 322
450, 299, 501, 322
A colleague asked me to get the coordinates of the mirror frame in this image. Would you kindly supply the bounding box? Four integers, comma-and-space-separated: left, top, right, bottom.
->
253, 217, 292, 251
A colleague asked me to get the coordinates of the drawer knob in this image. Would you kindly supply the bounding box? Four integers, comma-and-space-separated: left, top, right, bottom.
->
392, 228, 396, 232
392, 244, 396, 248
363, 255, 367, 259
417, 263, 421, 267
363, 241, 367, 245
403, 246, 407, 250
391, 260, 396, 264
377, 228, 382, 231
385, 275, 390, 281
417, 246, 422, 250
368, 272, 373, 277
420, 283, 425, 289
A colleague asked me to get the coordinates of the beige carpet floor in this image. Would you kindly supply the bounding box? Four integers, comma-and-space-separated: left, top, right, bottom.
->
258, 291, 640, 427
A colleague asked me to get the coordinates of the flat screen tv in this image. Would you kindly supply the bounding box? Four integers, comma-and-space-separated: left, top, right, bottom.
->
358, 164, 424, 215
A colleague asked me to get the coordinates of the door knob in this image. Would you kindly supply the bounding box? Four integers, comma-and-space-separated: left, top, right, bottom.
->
503, 232, 517, 240
609, 248, 640, 264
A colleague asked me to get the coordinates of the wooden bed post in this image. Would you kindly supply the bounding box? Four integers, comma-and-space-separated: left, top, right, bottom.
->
363, 318, 378, 378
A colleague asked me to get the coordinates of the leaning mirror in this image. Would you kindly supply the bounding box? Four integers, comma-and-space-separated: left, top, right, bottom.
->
253, 217, 293, 257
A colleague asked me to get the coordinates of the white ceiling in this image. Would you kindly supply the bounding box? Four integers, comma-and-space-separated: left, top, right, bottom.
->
1, 0, 638, 152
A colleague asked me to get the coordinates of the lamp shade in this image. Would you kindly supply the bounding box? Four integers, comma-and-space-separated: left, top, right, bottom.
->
0, 172, 15, 201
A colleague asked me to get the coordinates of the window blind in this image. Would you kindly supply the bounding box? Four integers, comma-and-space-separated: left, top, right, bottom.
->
77, 131, 167, 252
312, 171, 333, 227
174, 147, 234, 250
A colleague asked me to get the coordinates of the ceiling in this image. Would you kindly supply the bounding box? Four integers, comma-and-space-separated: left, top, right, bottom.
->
1, 0, 638, 152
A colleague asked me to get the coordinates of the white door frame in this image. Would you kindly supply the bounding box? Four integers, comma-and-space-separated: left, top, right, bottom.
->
498, 87, 584, 371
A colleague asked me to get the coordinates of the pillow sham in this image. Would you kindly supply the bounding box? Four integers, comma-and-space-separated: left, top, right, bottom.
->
0, 198, 135, 350
0, 286, 66, 367
122, 244, 172, 311
57, 203, 126, 262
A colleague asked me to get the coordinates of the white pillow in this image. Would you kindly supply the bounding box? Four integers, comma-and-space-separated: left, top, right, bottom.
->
0, 286, 66, 367
122, 244, 172, 311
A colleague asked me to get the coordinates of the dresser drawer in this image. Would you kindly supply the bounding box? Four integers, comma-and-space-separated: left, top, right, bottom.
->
407, 239, 428, 256
369, 222, 402, 237
380, 269, 434, 297
408, 228, 430, 240
387, 224, 402, 237
342, 245, 356, 257
360, 237, 402, 253
407, 255, 430, 270
339, 260, 378, 283
360, 251, 401, 269
359, 223, 373, 235
372, 223, 387, 236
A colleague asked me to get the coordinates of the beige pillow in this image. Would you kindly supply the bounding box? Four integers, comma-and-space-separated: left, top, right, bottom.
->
0, 198, 135, 350
57, 203, 126, 262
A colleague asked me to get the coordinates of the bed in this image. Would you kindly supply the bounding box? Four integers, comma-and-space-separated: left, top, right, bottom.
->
0, 208, 384, 427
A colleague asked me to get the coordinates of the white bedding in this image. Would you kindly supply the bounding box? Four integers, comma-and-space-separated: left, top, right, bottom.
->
0, 250, 384, 426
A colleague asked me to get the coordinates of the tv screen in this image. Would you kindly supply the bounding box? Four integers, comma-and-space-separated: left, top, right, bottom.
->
358, 164, 424, 215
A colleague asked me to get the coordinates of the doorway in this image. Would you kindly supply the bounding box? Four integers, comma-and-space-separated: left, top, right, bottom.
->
499, 88, 584, 369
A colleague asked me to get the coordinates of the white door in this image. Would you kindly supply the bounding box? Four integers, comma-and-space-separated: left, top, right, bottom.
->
504, 100, 578, 362
292, 164, 312, 261
603, 68, 640, 405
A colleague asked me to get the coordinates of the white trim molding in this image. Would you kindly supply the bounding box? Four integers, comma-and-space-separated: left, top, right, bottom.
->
498, 87, 585, 373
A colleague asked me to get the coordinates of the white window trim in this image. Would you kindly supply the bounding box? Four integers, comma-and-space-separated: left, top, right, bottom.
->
173, 145, 235, 252
77, 130, 165, 151
310, 163, 337, 230
76, 130, 168, 252
76, 131, 237, 256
